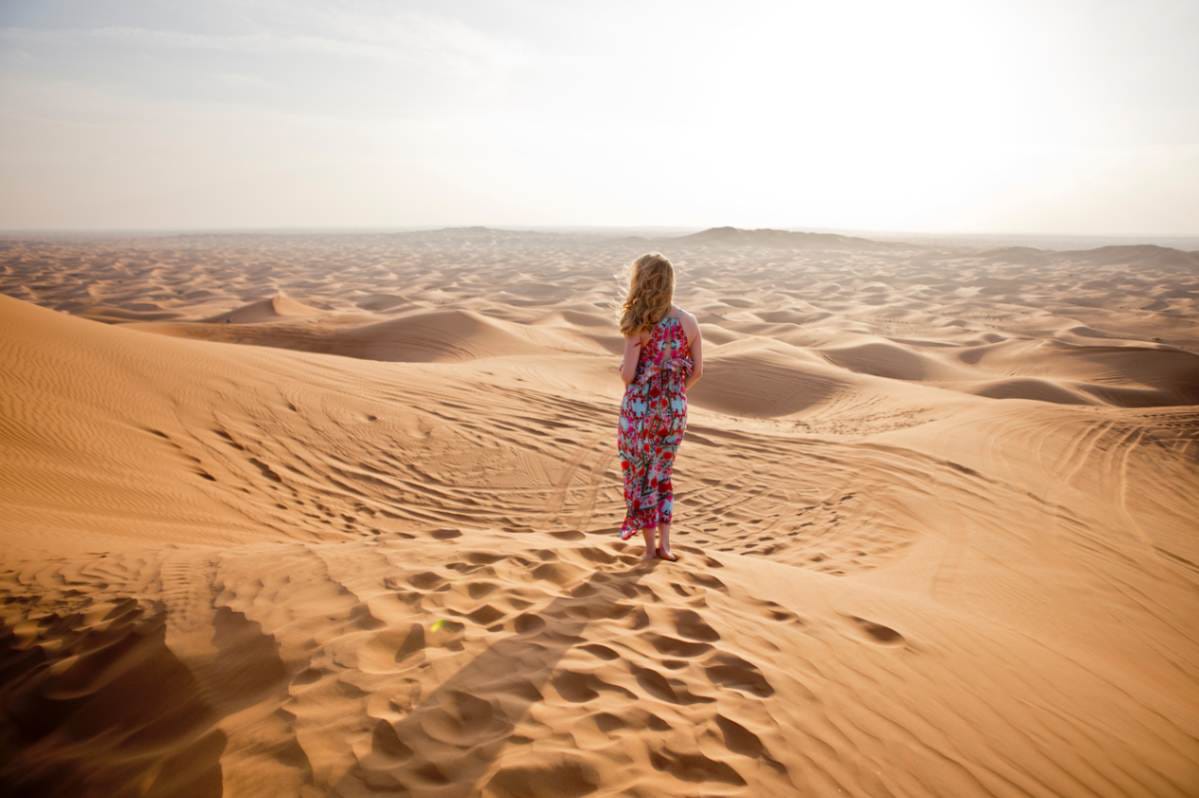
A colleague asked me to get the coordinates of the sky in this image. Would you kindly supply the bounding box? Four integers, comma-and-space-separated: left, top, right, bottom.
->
1, 0, 1196, 236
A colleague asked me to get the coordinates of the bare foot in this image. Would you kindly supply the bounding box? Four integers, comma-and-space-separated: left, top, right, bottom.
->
639, 526, 657, 562
656, 546, 679, 562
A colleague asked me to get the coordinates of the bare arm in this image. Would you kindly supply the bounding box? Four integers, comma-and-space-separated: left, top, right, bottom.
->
684, 314, 704, 391
619, 334, 642, 385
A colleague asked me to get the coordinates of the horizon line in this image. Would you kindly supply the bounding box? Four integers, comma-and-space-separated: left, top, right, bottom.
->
1, 224, 1198, 242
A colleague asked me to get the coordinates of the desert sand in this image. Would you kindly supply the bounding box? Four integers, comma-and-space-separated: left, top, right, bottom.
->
1, 227, 1197, 796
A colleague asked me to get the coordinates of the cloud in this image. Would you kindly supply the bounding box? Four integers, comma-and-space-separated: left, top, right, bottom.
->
0, 16, 525, 71
0, 9, 530, 124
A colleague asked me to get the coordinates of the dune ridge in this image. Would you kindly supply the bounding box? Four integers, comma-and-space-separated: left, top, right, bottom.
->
674, 226, 893, 249
139, 307, 600, 363
201, 292, 322, 324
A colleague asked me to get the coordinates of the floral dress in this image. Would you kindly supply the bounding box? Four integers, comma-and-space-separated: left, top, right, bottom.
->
618, 314, 694, 539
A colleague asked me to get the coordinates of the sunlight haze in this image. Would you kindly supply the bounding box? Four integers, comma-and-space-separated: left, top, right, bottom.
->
1, 0, 1196, 235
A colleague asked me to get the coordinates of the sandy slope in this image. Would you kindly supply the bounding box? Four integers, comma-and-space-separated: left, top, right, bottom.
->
1, 230, 1198, 797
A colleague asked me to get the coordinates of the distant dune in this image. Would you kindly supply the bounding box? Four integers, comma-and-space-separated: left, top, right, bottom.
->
820, 340, 972, 382
978, 246, 1054, 265
1063, 244, 1199, 270
689, 340, 851, 417
969, 376, 1097, 405
980, 242, 1199, 270
1, 230, 1197, 797
201, 291, 322, 323
675, 226, 891, 249
391, 225, 552, 243
140, 305, 601, 362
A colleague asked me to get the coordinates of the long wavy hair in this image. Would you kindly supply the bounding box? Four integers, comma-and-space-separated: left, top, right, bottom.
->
619, 253, 675, 337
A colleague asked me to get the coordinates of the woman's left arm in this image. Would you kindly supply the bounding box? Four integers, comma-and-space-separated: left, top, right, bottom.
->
619, 335, 642, 385
683, 313, 704, 391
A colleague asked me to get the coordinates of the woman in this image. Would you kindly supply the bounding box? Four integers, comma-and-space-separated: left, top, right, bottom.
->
616, 253, 704, 561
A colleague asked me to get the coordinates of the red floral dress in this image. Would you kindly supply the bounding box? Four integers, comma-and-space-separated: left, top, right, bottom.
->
618, 314, 694, 539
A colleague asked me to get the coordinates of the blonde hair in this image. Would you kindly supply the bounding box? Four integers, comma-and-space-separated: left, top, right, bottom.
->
619, 253, 675, 337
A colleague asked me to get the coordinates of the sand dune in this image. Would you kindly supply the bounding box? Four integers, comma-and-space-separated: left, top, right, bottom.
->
201, 292, 323, 323
680, 226, 884, 248
691, 340, 852, 417
2, 230, 1198, 796
820, 340, 974, 382
1064, 244, 1199, 270
354, 292, 416, 312
969, 376, 1098, 405
137, 306, 608, 363
951, 339, 1199, 406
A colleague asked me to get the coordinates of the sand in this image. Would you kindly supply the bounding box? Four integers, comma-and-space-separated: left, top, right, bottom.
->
1, 228, 1197, 796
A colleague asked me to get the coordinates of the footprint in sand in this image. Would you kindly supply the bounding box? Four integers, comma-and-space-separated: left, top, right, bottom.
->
846, 614, 906, 645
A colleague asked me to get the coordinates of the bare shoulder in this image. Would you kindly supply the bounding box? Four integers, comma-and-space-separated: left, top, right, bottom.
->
674, 307, 701, 339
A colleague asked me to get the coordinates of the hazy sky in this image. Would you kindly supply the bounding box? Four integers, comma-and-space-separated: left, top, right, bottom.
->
1, 0, 1196, 234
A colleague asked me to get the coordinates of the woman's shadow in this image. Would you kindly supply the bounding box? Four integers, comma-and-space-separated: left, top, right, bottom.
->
335, 555, 661, 796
